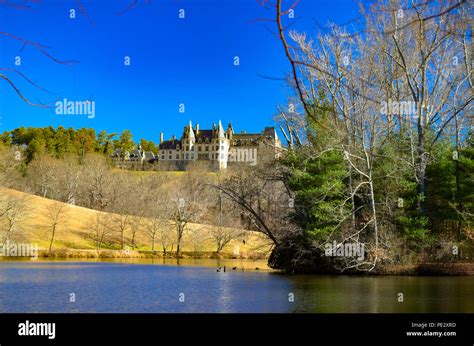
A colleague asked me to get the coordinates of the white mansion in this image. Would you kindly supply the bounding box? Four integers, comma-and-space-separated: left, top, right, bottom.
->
157, 121, 283, 170
112, 120, 283, 170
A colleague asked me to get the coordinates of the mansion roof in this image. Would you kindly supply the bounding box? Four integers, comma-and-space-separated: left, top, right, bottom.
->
160, 139, 179, 150
158, 121, 279, 150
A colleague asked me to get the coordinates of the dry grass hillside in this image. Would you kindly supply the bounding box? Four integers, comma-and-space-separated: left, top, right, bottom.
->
0, 188, 272, 258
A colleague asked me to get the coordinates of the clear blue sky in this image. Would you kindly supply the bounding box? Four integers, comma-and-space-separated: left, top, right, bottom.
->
0, 0, 360, 143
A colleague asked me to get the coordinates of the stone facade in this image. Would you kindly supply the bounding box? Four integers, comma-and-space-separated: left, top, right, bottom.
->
158, 121, 282, 170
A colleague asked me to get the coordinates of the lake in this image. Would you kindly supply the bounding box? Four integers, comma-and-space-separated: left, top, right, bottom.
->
0, 259, 472, 313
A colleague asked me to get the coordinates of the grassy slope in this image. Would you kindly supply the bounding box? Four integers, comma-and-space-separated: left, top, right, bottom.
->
1, 188, 272, 257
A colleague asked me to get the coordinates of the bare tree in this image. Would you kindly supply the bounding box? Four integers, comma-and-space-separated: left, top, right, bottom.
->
56, 155, 83, 205
82, 154, 113, 210
209, 190, 244, 254
157, 221, 174, 255
146, 216, 159, 252
211, 163, 295, 247
145, 204, 172, 253
46, 202, 68, 253
27, 155, 59, 199
112, 211, 130, 250
108, 173, 149, 250
89, 213, 114, 253
166, 173, 209, 257
265, 0, 473, 271
0, 194, 29, 245
129, 214, 143, 250
0, 144, 23, 188
128, 184, 147, 250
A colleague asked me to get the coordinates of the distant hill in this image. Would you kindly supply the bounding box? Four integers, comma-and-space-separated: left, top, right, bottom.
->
0, 188, 271, 258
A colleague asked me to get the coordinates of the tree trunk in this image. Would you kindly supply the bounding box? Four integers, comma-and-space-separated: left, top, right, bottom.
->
417, 108, 427, 215
368, 179, 379, 251
4, 224, 13, 246
177, 224, 183, 257
49, 225, 56, 254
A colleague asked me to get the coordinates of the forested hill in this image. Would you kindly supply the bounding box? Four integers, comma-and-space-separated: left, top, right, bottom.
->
1, 126, 158, 162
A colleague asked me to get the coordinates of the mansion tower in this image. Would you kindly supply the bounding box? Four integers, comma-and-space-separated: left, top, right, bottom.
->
158, 121, 282, 170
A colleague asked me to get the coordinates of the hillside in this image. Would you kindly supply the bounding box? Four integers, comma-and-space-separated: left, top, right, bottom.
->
0, 188, 272, 258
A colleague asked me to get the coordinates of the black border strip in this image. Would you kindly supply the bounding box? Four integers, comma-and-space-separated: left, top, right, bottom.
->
0, 313, 473, 345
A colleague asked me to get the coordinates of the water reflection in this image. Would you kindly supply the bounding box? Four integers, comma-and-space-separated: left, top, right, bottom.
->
0, 260, 472, 313
287, 274, 474, 313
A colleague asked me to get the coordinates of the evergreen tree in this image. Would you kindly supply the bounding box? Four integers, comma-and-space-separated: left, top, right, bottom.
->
282, 93, 349, 242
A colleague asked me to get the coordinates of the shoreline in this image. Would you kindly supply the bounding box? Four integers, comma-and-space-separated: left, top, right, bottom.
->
376, 262, 474, 276
1, 250, 474, 276
30, 248, 269, 260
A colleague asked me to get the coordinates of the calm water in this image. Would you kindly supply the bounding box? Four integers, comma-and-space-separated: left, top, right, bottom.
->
0, 259, 472, 313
